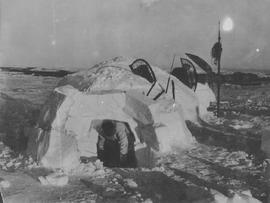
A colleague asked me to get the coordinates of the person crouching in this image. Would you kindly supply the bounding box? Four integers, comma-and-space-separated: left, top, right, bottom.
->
96, 120, 137, 168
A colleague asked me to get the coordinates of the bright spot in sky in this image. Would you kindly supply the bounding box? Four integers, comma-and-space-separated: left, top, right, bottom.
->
256, 48, 260, 52
222, 17, 234, 32
51, 40, 56, 46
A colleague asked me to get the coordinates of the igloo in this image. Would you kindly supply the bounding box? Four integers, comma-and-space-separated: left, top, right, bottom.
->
26, 57, 214, 171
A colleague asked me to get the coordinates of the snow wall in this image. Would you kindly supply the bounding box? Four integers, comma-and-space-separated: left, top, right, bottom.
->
26, 57, 215, 171
195, 83, 216, 119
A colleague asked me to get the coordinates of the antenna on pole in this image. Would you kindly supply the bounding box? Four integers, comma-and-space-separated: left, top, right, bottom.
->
218, 21, 221, 42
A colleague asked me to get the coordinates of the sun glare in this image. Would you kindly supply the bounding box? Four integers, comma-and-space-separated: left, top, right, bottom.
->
51, 40, 56, 46
222, 17, 234, 32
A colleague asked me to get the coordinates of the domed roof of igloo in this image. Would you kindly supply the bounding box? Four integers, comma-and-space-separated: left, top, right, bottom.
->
57, 56, 151, 93
56, 56, 201, 122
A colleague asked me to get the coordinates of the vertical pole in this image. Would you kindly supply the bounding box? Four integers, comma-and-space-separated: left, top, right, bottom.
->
217, 21, 221, 117
171, 80, 175, 101
165, 54, 176, 93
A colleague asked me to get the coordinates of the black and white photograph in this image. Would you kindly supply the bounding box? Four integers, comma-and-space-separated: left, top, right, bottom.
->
0, 0, 270, 202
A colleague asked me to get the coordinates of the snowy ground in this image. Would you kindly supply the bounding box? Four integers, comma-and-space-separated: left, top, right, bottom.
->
0, 142, 265, 202
0, 71, 269, 202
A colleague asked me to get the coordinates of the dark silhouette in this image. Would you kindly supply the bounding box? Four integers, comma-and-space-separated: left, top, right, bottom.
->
96, 120, 137, 168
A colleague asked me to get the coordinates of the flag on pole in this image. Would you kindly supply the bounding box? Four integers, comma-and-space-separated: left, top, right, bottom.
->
211, 41, 222, 65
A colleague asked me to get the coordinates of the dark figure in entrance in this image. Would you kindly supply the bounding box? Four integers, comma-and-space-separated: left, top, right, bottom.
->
96, 120, 137, 168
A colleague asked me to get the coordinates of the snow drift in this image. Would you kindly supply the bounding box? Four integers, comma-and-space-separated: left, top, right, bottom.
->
26, 57, 215, 171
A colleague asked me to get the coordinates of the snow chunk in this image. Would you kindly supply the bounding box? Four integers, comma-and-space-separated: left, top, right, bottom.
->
38, 176, 49, 186
227, 192, 261, 203
229, 120, 254, 130
211, 189, 261, 203
211, 189, 228, 203
70, 162, 96, 176
124, 179, 138, 188
46, 173, 68, 186
0, 180, 10, 188
39, 172, 68, 186
143, 198, 153, 203
102, 187, 121, 198
94, 159, 103, 170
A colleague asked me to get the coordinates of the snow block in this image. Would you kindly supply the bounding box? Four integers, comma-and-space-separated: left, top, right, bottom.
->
195, 83, 216, 119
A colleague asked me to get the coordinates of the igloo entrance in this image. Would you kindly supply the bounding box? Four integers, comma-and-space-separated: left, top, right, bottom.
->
91, 119, 137, 168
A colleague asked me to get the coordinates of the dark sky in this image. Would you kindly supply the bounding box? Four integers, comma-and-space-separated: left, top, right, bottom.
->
1, 0, 270, 70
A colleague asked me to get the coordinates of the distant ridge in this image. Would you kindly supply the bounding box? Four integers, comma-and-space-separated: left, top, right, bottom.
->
0, 67, 75, 77
225, 67, 270, 75
196, 71, 270, 86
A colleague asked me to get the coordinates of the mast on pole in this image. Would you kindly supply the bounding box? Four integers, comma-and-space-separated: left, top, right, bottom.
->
217, 21, 221, 117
